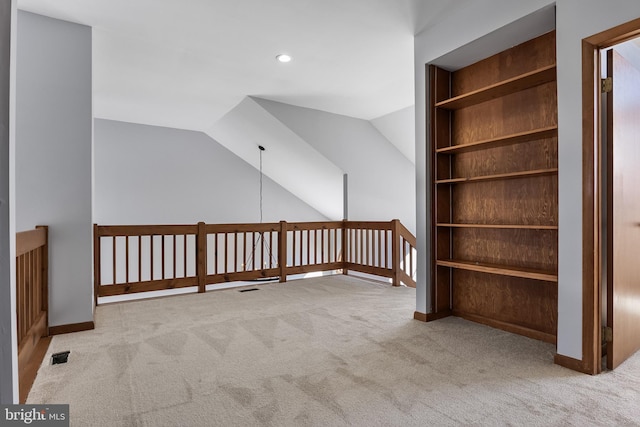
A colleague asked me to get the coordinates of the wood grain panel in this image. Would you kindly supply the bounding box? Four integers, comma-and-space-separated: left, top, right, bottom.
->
438, 66, 556, 110
452, 83, 558, 145
452, 228, 557, 271
452, 270, 557, 336
453, 137, 557, 179
437, 127, 557, 155
452, 31, 556, 96
452, 175, 558, 225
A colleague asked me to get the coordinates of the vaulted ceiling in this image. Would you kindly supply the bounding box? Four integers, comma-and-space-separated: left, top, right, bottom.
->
16, 0, 441, 131
17, 0, 466, 225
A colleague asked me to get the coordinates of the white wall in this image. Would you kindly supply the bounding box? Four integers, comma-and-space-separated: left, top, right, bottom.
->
371, 105, 415, 164
254, 98, 416, 234
0, 0, 17, 405
16, 11, 93, 328
94, 119, 327, 225
414, 0, 640, 361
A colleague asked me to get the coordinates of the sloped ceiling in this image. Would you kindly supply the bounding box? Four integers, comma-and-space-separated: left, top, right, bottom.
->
206, 97, 344, 220
17, 0, 429, 220
17, 0, 419, 131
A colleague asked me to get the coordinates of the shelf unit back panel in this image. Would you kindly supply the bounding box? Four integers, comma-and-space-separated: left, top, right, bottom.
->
450, 228, 557, 271
451, 31, 556, 98
452, 270, 558, 341
441, 137, 558, 181
451, 83, 558, 146
429, 30, 558, 342
448, 176, 558, 225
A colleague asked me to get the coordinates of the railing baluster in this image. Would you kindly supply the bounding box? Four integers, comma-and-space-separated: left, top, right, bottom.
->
377, 230, 381, 268
234, 232, 238, 273
17, 255, 22, 342
365, 229, 369, 266
321, 229, 325, 264
253, 232, 257, 270
410, 242, 414, 279
173, 235, 177, 279
299, 230, 303, 266
182, 234, 187, 277
359, 229, 363, 265
403, 238, 407, 275
138, 236, 142, 282
26, 252, 31, 328
150, 235, 154, 281
384, 229, 388, 269
212, 233, 217, 276
292, 229, 297, 266
242, 232, 247, 271
126, 236, 130, 283
161, 235, 165, 280
260, 232, 265, 270
113, 236, 117, 284
225, 233, 229, 274
269, 231, 274, 269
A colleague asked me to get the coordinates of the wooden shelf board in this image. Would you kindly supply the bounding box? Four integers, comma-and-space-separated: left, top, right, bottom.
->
437, 223, 558, 230
436, 259, 557, 282
435, 64, 557, 110
436, 126, 558, 154
436, 168, 558, 184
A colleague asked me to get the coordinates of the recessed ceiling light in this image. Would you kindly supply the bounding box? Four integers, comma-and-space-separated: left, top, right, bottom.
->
276, 54, 292, 63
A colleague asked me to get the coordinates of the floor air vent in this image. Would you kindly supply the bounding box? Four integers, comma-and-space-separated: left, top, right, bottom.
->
239, 288, 260, 293
52, 351, 70, 365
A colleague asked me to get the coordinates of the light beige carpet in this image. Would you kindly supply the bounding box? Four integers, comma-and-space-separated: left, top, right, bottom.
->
28, 275, 640, 426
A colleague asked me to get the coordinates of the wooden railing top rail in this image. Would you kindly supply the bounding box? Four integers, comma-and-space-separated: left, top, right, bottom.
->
344, 221, 394, 230
96, 224, 198, 236
16, 227, 47, 256
205, 222, 281, 233
287, 221, 344, 230
96, 220, 407, 235
397, 221, 417, 247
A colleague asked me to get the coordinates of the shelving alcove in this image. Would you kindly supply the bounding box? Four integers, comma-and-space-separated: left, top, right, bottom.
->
428, 31, 559, 344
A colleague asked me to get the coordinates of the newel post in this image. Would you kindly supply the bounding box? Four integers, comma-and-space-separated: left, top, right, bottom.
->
279, 221, 287, 283
341, 220, 348, 275
37, 225, 49, 334
197, 222, 207, 293
391, 219, 400, 287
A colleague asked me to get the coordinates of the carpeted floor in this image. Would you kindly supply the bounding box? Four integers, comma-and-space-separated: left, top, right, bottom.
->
28, 275, 640, 426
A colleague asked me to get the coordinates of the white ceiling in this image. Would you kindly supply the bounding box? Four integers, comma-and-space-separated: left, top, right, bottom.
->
17, 0, 421, 131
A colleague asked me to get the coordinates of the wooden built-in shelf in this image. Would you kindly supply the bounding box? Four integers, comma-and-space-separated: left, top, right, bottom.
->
436, 223, 558, 230
436, 168, 557, 184
428, 32, 559, 341
434, 64, 557, 110
436, 259, 558, 282
436, 126, 558, 155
